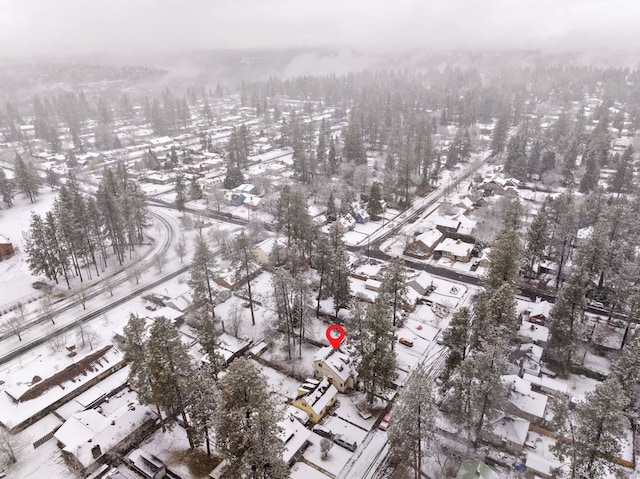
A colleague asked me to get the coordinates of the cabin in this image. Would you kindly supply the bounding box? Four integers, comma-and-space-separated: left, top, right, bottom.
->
522, 300, 552, 325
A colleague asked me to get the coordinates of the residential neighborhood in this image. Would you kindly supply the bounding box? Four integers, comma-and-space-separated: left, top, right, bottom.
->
1, 4, 640, 479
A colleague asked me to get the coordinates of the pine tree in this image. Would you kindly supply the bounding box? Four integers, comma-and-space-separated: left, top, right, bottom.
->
191, 307, 225, 376
525, 208, 550, 276
223, 164, 244, 190
215, 358, 289, 479
388, 363, 436, 479
579, 148, 600, 193
609, 145, 635, 195
485, 226, 522, 292
343, 117, 366, 164
552, 378, 629, 479
0, 168, 14, 207
174, 171, 186, 214
331, 244, 351, 319
188, 236, 219, 316
13, 154, 41, 203
446, 337, 507, 446
185, 364, 218, 456
230, 231, 258, 326
380, 256, 408, 326
326, 191, 337, 222
367, 182, 384, 219
611, 333, 640, 407
440, 307, 471, 387
547, 268, 588, 372
358, 296, 397, 404
122, 314, 154, 406
491, 117, 508, 156
146, 317, 196, 447
188, 175, 202, 201
312, 235, 333, 317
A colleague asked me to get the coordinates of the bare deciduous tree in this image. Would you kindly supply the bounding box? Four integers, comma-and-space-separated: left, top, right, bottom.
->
130, 258, 143, 285
77, 324, 99, 350
154, 252, 168, 273
75, 284, 88, 310
2, 303, 27, 341
175, 236, 187, 264
41, 295, 56, 325
320, 438, 333, 460
0, 427, 29, 465
104, 276, 115, 297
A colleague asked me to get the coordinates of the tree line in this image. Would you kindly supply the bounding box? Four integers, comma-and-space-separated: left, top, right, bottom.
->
26, 164, 149, 288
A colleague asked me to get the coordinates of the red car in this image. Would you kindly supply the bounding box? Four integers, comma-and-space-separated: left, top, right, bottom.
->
379, 413, 391, 431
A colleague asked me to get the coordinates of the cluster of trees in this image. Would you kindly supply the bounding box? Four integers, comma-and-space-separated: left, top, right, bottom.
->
440, 200, 522, 444
549, 332, 640, 478
25, 165, 149, 288
540, 190, 640, 372
123, 315, 289, 477
0, 154, 42, 208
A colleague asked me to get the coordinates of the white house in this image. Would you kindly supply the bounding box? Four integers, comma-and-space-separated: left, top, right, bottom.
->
501, 375, 548, 423
313, 347, 358, 392
54, 403, 157, 475
482, 413, 530, 453
433, 238, 474, 263
414, 229, 444, 253
278, 413, 312, 466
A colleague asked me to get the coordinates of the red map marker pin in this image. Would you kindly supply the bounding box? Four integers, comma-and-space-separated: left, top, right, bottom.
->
326, 324, 345, 350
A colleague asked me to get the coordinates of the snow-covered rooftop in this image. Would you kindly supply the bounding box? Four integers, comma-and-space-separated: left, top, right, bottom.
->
501, 375, 548, 419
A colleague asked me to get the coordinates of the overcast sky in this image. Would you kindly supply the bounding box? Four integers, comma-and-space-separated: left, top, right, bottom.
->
1, 0, 638, 59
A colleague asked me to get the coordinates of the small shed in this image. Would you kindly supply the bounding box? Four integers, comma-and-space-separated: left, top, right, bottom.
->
0, 235, 14, 258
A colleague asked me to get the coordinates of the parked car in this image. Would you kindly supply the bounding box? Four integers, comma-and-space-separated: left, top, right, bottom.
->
590, 300, 605, 310
398, 337, 414, 347
379, 412, 391, 431
334, 434, 357, 451
312, 424, 333, 439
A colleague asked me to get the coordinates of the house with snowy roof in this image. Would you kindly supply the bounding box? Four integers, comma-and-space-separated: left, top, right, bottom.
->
313, 347, 358, 392
435, 217, 460, 235
508, 343, 543, 377
518, 321, 550, 346
54, 403, 157, 475
413, 229, 444, 254
224, 191, 245, 206
407, 271, 434, 296
278, 413, 312, 466
336, 214, 356, 232
481, 413, 530, 453
433, 238, 474, 263
351, 208, 370, 224
522, 300, 552, 325
291, 378, 338, 423
525, 452, 561, 479
501, 375, 548, 424
456, 460, 499, 479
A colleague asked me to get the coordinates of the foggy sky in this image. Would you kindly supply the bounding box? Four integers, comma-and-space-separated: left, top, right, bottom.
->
1, 0, 639, 59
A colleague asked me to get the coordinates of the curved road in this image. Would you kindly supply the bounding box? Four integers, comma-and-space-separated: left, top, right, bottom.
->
0, 206, 182, 365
